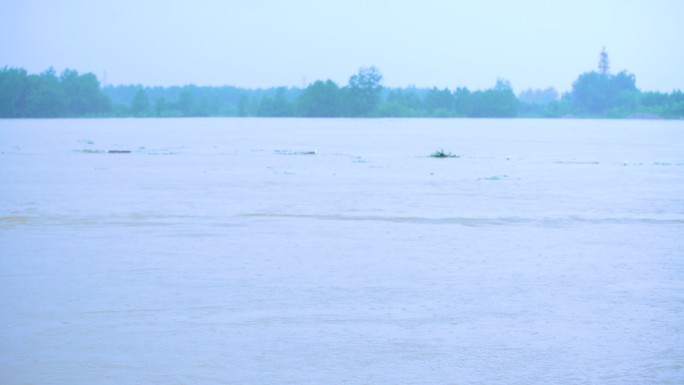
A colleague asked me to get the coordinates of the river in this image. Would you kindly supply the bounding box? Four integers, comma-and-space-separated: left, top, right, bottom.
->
1, 118, 683, 384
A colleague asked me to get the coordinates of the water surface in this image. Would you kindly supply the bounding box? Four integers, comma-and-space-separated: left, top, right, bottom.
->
1, 118, 683, 384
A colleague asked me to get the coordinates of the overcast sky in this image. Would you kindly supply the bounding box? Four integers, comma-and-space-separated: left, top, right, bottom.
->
2, 0, 683, 93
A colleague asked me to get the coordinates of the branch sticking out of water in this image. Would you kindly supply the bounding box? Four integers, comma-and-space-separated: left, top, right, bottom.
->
430, 149, 460, 158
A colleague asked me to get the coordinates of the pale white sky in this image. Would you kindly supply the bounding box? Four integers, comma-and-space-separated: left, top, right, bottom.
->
2, 0, 683, 92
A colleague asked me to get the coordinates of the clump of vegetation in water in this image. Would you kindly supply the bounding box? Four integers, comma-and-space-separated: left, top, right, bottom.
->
430, 149, 460, 158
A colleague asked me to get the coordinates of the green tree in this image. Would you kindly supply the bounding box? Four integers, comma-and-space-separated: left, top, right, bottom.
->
518, 87, 558, 105
424, 87, 454, 116
347, 66, 383, 116
60, 69, 109, 116
570, 70, 637, 115
570, 71, 608, 114
130, 88, 150, 117
543, 97, 573, 118
379, 88, 423, 117
25, 68, 66, 117
154, 97, 174, 116
518, 87, 559, 117
237, 95, 248, 117
258, 87, 294, 117
569, 48, 638, 116
468, 79, 517, 117
177, 89, 195, 116
297, 80, 343, 117
453, 87, 471, 117
492, 79, 518, 117
0, 67, 29, 117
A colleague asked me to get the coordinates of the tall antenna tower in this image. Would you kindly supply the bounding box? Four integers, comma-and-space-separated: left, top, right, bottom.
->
598, 47, 610, 75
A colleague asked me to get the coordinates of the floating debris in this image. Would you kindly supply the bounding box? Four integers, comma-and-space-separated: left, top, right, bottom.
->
275, 150, 317, 155
78, 149, 130, 154
478, 175, 509, 181
430, 149, 460, 158
654, 162, 684, 166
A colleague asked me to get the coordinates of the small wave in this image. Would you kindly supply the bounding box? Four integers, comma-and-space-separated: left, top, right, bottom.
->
0, 215, 31, 225
0, 214, 202, 228
242, 213, 684, 227
554, 161, 600, 165
4, 213, 682, 229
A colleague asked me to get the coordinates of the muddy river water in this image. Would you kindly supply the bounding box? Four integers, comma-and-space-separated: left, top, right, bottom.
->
1, 118, 683, 384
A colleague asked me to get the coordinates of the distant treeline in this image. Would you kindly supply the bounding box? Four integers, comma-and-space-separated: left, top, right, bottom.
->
0, 67, 110, 118
103, 73, 519, 118
1, 54, 683, 119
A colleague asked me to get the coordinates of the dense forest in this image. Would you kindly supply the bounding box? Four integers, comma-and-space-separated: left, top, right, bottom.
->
1, 51, 682, 119
0, 67, 110, 118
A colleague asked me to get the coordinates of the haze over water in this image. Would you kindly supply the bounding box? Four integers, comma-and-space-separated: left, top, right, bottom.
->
3, 1, 684, 92
1, 118, 683, 384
